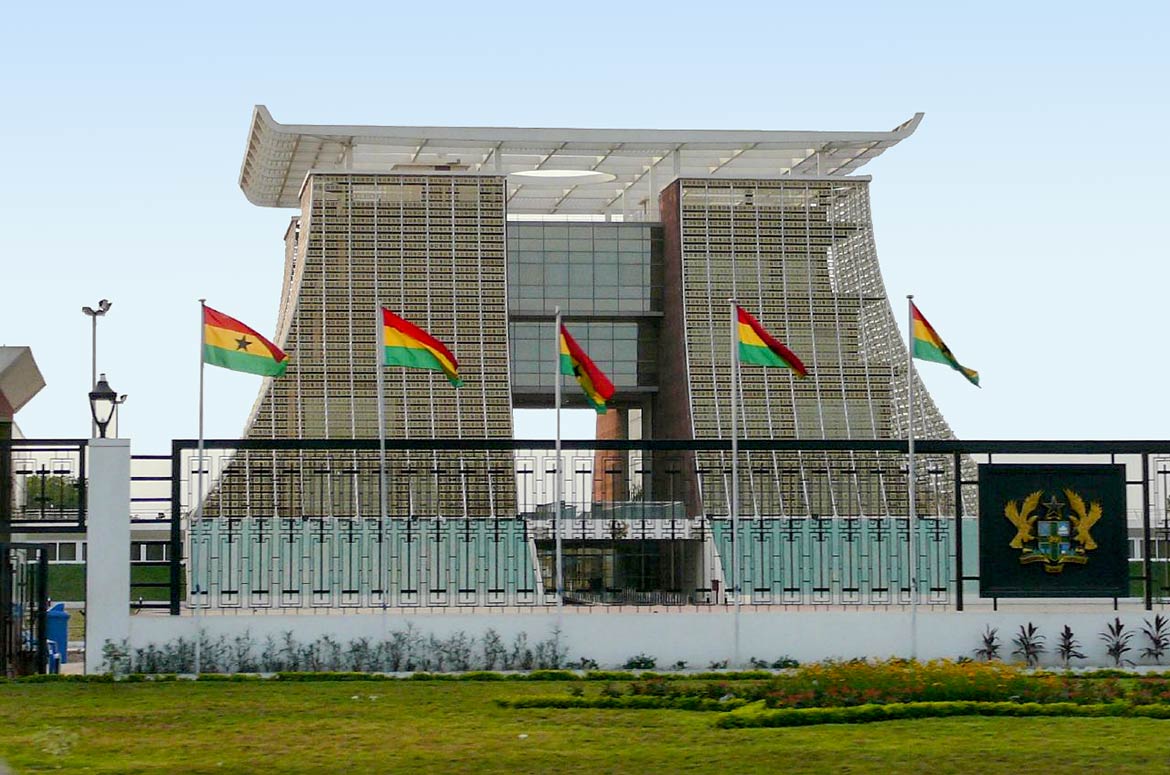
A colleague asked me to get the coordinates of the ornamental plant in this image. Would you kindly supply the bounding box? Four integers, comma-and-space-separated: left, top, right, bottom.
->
974, 626, 1001, 662
1141, 614, 1170, 665
1100, 618, 1134, 668
1011, 623, 1046, 668
754, 659, 1140, 709
1056, 625, 1086, 669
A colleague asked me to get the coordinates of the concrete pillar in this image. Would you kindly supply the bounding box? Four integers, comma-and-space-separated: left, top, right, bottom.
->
592, 409, 629, 503
84, 438, 131, 674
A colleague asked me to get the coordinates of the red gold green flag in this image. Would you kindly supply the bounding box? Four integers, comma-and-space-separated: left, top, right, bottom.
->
382, 308, 462, 387
911, 302, 979, 387
202, 306, 289, 377
736, 306, 808, 377
559, 324, 615, 414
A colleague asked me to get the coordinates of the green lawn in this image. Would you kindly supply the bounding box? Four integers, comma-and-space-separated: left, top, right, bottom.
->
47, 564, 174, 603
1, 681, 1168, 773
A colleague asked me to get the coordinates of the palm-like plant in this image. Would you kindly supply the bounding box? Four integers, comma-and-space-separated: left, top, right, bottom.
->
1056, 625, 1086, 669
1012, 623, 1046, 668
1100, 617, 1134, 667
1141, 614, 1169, 664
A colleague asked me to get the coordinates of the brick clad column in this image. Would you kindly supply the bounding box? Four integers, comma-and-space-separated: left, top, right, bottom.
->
592, 409, 628, 503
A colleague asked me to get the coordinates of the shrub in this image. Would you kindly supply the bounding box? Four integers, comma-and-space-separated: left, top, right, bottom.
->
715, 700, 1154, 729
1142, 615, 1170, 665
1012, 623, 1046, 667
752, 659, 1130, 709
527, 670, 577, 681
974, 626, 1001, 662
1056, 625, 1086, 669
623, 653, 657, 670
499, 695, 747, 712
1101, 618, 1135, 668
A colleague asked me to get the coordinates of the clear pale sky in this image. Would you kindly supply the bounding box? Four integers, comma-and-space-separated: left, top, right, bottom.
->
1, 2, 1166, 453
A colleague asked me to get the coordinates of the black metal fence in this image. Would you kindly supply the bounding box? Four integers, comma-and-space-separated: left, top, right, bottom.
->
162, 438, 1170, 615
1, 439, 87, 532
0, 542, 49, 677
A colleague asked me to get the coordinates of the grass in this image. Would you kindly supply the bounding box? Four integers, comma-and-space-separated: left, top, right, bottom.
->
47, 564, 174, 603
2, 680, 1170, 773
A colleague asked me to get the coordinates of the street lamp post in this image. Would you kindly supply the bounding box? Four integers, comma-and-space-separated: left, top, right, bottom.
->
81, 299, 112, 436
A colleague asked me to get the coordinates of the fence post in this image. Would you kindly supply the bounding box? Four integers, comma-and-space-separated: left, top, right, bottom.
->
1142, 452, 1153, 611
84, 438, 131, 674
0, 421, 11, 543
952, 451, 964, 612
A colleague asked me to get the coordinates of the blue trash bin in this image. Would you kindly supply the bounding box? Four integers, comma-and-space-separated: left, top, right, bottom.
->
46, 603, 70, 666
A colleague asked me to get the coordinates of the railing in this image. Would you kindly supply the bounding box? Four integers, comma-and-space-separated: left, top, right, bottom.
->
3, 439, 87, 531
1, 543, 49, 677
130, 454, 174, 610
163, 438, 1170, 615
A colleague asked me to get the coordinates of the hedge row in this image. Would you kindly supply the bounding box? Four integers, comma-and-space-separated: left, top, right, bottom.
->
716, 701, 1170, 728
497, 695, 749, 712
6, 669, 774, 684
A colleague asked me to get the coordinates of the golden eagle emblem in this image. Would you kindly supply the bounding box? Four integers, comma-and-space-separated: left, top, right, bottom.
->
1004, 490, 1042, 549
1064, 488, 1102, 551
1003, 489, 1103, 573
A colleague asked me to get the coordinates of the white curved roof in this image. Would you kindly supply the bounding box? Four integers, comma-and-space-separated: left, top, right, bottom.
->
239, 106, 923, 215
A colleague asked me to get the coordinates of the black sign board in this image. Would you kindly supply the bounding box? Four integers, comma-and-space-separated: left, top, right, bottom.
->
978, 464, 1128, 598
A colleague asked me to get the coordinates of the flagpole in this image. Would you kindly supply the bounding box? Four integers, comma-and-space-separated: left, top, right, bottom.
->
194, 298, 206, 675
553, 306, 564, 614
906, 294, 918, 662
375, 307, 388, 528
729, 299, 741, 668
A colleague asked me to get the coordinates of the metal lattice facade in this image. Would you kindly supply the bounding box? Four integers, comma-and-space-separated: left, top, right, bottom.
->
656, 178, 958, 517
218, 174, 515, 519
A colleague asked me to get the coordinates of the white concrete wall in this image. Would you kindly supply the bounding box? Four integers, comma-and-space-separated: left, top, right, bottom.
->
84, 438, 131, 673
123, 607, 1168, 671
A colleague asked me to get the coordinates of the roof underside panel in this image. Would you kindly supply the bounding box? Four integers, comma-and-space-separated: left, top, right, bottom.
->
239, 107, 923, 215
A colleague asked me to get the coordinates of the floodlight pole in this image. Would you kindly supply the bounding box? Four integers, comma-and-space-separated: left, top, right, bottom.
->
82, 299, 112, 437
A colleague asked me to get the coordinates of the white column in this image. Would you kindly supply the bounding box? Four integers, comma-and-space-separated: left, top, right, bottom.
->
84, 438, 131, 674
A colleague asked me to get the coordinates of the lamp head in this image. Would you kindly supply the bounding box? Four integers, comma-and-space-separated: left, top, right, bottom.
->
88, 373, 118, 438
82, 300, 112, 318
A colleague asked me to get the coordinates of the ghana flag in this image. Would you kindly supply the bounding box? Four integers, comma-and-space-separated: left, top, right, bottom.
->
203, 306, 289, 377
911, 302, 980, 387
559, 324, 615, 414
382, 308, 462, 387
736, 306, 808, 377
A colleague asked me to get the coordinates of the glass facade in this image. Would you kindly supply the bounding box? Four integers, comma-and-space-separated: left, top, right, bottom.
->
507, 221, 663, 399
506, 222, 662, 315
509, 321, 656, 390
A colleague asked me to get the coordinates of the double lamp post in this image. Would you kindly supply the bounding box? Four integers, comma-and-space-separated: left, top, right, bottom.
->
82, 300, 126, 438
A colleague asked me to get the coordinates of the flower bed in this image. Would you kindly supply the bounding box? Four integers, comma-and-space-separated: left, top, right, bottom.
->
754, 659, 1130, 708
496, 659, 1170, 726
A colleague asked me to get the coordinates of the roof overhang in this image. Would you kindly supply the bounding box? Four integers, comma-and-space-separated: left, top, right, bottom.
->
0, 347, 45, 420
239, 107, 923, 216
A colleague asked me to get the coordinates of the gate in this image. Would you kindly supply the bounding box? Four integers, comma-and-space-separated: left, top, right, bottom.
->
0, 542, 49, 677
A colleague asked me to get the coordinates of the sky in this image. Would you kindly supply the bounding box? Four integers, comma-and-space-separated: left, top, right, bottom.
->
1, 1, 1167, 454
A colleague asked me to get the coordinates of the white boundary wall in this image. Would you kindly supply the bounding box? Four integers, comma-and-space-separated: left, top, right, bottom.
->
123, 608, 1163, 670
84, 437, 1166, 671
